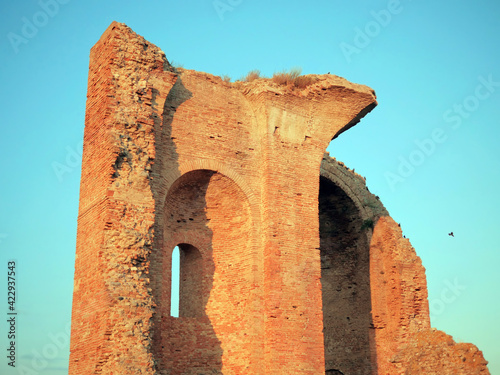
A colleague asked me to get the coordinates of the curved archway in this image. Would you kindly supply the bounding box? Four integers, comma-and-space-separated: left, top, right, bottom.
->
319, 175, 375, 374
156, 169, 256, 374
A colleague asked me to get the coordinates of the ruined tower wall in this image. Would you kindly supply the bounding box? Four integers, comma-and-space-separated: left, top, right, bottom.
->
69, 21, 489, 375
319, 155, 489, 375
70, 24, 177, 374
319, 155, 430, 373
70, 22, 377, 374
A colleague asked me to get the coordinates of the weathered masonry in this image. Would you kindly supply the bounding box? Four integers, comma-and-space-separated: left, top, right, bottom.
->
69, 22, 490, 374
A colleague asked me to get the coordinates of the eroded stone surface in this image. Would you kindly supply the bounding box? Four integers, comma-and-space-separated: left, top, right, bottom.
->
393, 329, 490, 374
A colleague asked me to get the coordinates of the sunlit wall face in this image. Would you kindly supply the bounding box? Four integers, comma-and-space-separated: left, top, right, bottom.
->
1, 1, 499, 374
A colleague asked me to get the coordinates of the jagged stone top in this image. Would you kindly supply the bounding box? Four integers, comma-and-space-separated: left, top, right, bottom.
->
230, 73, 376, 99
97, 21, 376, 102
321, 152, 389, 220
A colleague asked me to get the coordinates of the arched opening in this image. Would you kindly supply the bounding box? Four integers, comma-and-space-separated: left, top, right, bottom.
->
158, 169, 254, 374
319, 176, 373, 374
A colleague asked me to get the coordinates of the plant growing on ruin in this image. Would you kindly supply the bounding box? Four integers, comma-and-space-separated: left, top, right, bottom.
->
244, 69, 261, 82
272, 67, 302, 85
361, 218, 374, 231
272, 67, 317, 89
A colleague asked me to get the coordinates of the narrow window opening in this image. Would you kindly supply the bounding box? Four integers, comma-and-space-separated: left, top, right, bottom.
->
170, 244, 203, 318
170, 246, 180, 317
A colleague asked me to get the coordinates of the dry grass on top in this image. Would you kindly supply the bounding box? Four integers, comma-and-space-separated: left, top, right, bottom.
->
272, 67, 302, 85
272, 67, 316, 89
243, 69, 261, 82
236, 67, 317, 89
291, 75, 317, 89
169, 61, 184, 73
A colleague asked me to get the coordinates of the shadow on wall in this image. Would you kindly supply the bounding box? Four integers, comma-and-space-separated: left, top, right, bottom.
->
149, 78, 224, 374
319, 176, 377, 375
150, 76, 254, 374
159, 167, 254, 374
161, 170, 223, 374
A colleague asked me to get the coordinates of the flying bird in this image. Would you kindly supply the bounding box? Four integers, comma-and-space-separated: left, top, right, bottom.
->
448, 232, 454, 237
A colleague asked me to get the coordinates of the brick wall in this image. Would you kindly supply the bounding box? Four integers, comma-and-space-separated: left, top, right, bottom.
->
69, 21, 489, 375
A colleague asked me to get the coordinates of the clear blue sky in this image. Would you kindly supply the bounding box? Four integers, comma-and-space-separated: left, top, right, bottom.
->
1, 0, 499, 374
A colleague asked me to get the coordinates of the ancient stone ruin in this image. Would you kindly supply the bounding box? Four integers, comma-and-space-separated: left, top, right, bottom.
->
69, 22, 490, 374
